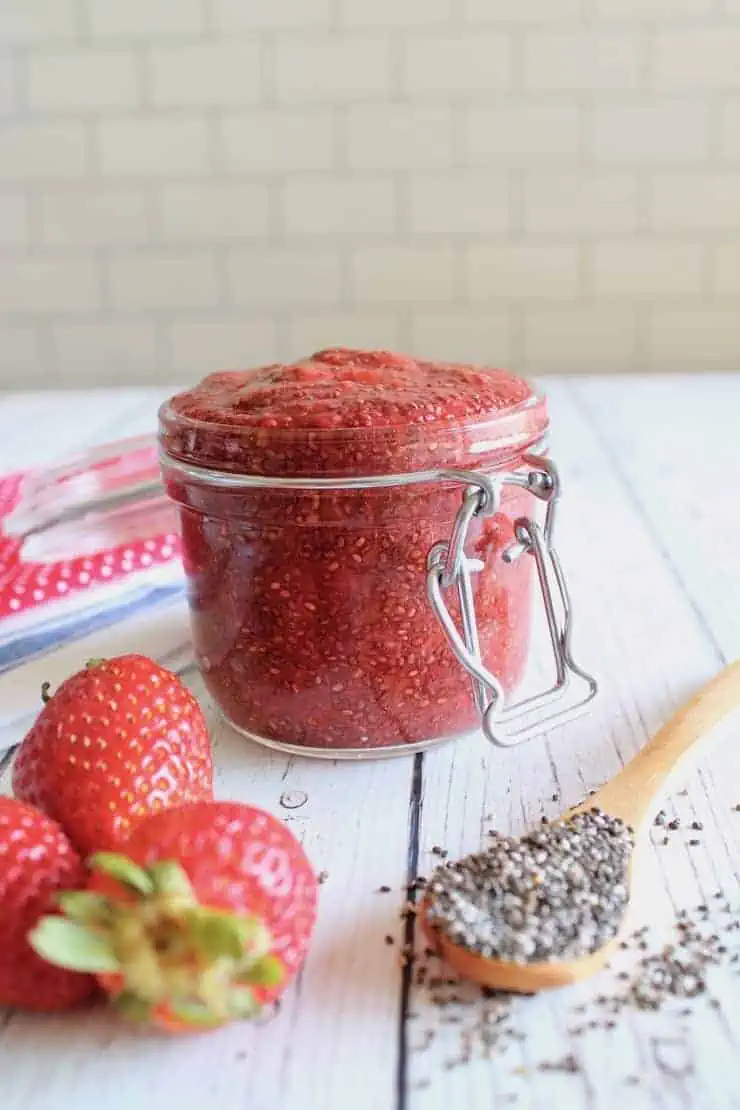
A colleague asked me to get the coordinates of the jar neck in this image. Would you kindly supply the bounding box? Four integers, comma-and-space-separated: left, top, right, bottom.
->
158, 432, 550, 493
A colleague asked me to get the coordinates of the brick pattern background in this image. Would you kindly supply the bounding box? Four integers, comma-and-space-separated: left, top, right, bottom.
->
0, 0, 739, 386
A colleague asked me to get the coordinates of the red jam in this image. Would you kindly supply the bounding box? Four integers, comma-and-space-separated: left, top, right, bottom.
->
160, 349, 548, 754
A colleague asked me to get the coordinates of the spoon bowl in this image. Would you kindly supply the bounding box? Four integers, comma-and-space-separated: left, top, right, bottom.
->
421, 662, 740, 994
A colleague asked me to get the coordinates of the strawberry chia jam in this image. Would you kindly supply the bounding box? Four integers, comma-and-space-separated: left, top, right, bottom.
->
159, 348, 549, 756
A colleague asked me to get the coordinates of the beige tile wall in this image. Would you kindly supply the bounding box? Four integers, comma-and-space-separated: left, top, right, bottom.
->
0, 0, 739, 387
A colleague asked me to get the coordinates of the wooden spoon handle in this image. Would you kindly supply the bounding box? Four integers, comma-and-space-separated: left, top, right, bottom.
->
572, 662, 740, 830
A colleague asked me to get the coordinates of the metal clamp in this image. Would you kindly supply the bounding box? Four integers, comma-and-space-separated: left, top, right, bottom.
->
427, 457, 597, 748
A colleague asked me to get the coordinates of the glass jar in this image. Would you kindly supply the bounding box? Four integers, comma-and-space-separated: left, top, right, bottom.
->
159, 349, 596, 759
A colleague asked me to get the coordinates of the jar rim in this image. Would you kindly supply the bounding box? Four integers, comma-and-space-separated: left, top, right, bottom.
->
158, 385, 549, 481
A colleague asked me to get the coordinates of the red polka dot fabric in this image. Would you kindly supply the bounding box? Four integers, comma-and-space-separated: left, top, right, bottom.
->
0, 470, 181, 622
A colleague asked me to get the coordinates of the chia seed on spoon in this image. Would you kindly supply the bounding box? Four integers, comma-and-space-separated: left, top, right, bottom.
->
425, 808, 634, 964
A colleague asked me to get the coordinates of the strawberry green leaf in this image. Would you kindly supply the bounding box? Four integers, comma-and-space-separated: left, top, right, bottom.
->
241, 954, 284, 989
29, 917, 120, 973
234, 915, 271, 958
167, 999, 224, 1028
186, 910, 246, 962
114, 991, 155, 1023
57, 890, 113, 924
88, 852, 155, 895
148, 860, 196, 901
226, 987, 261, 1020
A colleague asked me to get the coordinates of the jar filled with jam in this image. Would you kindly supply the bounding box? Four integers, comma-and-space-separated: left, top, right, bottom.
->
159, 348, 596, 758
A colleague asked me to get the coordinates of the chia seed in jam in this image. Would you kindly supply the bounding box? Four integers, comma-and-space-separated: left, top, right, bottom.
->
159, 348, 548, 755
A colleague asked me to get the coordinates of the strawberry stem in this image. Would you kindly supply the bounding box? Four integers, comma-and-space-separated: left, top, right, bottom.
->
29, 854, 283, 1029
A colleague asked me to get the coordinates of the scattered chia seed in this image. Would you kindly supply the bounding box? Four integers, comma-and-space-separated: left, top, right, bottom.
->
377, 884, 392, 893
662, 837, 670, 846
551, 793, 559, 802
689, 839, 701, 846
538, 1054, 580, 1074
431, 845, 448, 858
384, 934, 394, 946
425, 809, 634, 963
317, 870, 329, 885
668, 819, 680, 830
653, 810, 667, 826
691, 821, 704, 831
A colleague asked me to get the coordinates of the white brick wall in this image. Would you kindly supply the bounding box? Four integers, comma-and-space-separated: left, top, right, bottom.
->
591, 102, 711, 162
0, 258, 99, 313
0, 124, 87, 181
227, 249, 343, 306
466, 245, 581, 301
283, 177, 396, 237
464, 105, 581, 165
109, 253, 219, 310
523, 31, 641, 91
346, 106, 454, 169
353, 246, 456, 303
98, 118, 210, 177
404, 34, 511, 94
149, 44, 262, 107
28, 50, 140, 112
0, 194, 29, 246
86, 0, 205, 40
0, 56, 16, 116
408, 174, 510, 235
275, 38, 392, 102
40, 189, 150, 245
160, 182, 271, 242
219, 110, 335, 172
0, 0, 739, 387
523, 173, 639, 234
169, 317, 279, 374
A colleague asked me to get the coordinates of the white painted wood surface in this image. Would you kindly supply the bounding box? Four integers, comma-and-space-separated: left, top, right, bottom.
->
1, 376, 740, 1110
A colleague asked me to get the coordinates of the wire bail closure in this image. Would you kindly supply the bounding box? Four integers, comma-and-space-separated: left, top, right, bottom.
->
426, 456, 598, 748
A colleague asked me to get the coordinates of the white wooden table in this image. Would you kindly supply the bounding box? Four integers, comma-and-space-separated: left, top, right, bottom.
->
1, 376, 740, 1110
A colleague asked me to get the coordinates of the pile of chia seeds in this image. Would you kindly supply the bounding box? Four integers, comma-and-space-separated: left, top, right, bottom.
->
425, 808, 634, 963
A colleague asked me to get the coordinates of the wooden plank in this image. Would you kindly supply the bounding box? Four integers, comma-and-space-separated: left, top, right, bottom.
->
0, 689, 414, 1110
405, 380, 740, 1109
0, 390, 414, 1110
2, 380, 740, 1109
572, 373, 740, 668
0, 388, 171, 473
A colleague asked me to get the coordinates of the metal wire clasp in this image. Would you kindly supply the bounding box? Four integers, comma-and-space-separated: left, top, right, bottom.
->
426, 457, 597, 748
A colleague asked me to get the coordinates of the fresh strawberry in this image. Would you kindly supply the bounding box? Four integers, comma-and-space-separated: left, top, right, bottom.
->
0, 797, 95, 1011
13, 655, 213, 856
30, 801, 318, 1031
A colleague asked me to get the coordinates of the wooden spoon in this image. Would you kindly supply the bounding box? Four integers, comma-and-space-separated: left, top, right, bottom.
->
421, 662, 740, 994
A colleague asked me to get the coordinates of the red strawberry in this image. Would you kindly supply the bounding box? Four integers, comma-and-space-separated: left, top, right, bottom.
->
30, 801, 318, 1031
0, 797, 95, 1011
13, 655, 213, 856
